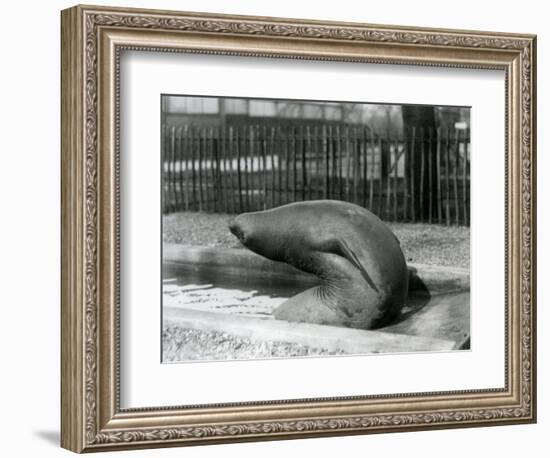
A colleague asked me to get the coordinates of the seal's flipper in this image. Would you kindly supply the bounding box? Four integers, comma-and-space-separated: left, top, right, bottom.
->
333, 239, 380, 293
273, 287, 348, 325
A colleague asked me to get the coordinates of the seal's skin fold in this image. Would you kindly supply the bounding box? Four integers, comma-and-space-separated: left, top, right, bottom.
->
228, 200, 409, 329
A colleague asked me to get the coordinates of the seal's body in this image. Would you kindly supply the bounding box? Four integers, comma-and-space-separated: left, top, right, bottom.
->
228, 200, 408, 329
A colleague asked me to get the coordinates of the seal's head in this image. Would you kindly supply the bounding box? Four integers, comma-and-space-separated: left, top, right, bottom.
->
228, 217, 247, 244
228, 214, 262, 250
228, 212, 286, 261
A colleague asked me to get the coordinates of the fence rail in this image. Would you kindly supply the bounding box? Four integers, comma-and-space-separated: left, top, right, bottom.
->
162, 123, 470, 226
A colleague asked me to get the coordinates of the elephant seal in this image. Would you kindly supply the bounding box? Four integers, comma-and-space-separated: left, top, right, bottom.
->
228, 200, 408, 329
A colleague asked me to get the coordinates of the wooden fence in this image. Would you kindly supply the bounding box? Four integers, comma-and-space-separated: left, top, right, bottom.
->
162, 124, 470, 226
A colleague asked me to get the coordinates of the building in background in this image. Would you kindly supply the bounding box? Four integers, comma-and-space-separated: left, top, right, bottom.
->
162, 96, 374, 130
162, 95, 469, 137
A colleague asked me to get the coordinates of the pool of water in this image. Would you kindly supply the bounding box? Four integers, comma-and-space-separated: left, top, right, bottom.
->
162, 261, 470, 347
163, 262, 318, 318
163, 262, 434, 319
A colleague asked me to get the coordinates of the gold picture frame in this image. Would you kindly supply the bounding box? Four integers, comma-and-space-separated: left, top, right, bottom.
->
61, 4, 537, 453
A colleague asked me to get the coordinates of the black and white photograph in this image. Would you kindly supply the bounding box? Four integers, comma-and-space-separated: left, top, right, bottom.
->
161, 95, 471, 363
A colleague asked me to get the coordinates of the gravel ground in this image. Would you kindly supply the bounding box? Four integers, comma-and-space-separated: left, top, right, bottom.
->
162, 326, 344, 362
163, 211, 470, 268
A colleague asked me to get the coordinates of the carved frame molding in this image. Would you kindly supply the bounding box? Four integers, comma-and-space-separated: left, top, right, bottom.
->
61, 5, 536, 453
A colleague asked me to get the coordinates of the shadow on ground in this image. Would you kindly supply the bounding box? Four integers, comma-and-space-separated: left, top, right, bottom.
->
34, 430, 59, 446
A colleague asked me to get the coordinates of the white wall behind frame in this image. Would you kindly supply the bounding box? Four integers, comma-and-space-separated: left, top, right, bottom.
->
0, 1, 545, 458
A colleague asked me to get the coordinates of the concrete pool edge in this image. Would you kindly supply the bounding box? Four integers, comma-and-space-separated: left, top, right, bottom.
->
163, 243, 470, 292
163, 307, 457, 358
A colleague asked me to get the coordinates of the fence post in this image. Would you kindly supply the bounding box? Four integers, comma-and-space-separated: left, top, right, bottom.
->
453, 128, 460, 225
403, 130, 409, 221
162, 125, 168, 213
270, 126, 276, 208
428, 128, 433, 224
368, 128, 374, 212
445, 127, 451, 226
252, 125, 259, 211
360, 127, 366, 207
306, 125, 313, 201
301, 125, 307, 201
393, 137, 398, 221
462, 128, 469, 226
219, 126, 227, 213
161, 125, 166, 213
419, 128, 425, 223
285, 126, 291, 204
204, 127, 210, 212
436, 126, 442, 223
345, 125, 352, 202
293, 126, 298, 202
261, 125, 268, 210
324, 125, 330, 199
181, 126, 189, 211
314, 126, 321, 200
337, 126, 344, 200
410, 127, 416, 223
171, 126, 179, 212
356, 126, 361, 205
226, 126, 235, 214
215, 127, 222, 213
384, 136, 391, 220
378, 136, 384, 218
336, 126, 342, 200
176, 126, 184, 212
251, 125, 256, 211
276, 126, 283, 207
209, 127, 217, 212
203, 127, 209, 212
244, 126, 250, 211
234, 127, 242, 213
201, 127, 207, 212
189, 126, 196, 211
209, 127, 216, 212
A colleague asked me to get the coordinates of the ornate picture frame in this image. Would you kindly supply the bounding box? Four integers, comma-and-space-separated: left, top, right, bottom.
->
61, 4, 536, 453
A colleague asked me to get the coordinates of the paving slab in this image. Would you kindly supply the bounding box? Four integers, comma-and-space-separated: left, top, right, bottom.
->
164, 307, 456, 355
384, 291, 470, 348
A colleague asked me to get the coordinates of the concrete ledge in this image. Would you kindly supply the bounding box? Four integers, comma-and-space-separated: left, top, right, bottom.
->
385, 291, 470, 346
163, 243, 469, 292
164, 307, 456, 354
